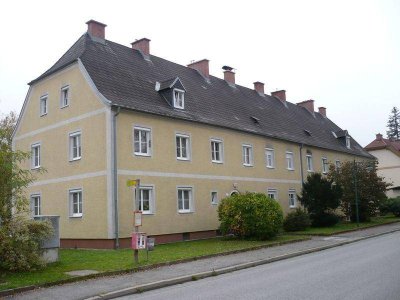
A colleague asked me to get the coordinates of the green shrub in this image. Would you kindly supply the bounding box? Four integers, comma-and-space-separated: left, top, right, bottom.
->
283, 208, 311, 231
0, 217, 53, 272
310, 212, 340, 227
218, 192, 283, 240
383, 197, 400, 217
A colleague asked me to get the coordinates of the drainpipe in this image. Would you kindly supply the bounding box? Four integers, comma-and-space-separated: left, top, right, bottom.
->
299, 143, 304, 185
112, 106, 121, 248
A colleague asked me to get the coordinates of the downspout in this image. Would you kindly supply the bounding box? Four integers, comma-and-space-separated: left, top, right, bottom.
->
112, 106, 121, 249
299, 143, 304, 185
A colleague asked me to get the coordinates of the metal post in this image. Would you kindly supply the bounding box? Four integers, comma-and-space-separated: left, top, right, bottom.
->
353, 160, 360, 227
134, 180, 140, 264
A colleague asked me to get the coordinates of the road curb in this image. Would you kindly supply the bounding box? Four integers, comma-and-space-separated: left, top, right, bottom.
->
88, 228, 400, 300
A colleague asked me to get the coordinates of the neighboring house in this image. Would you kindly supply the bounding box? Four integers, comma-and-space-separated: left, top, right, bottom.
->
12, 20, 372, 249
365, 133, 400, 198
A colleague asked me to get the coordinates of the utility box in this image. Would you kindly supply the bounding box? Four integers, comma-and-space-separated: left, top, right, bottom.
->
34, 215, 60, 263
131, 232, 146, 250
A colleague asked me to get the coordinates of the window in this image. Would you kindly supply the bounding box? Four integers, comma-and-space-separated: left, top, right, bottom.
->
346, 136, 351, 149
265, 148, 275, 168
211, 139, 223, 163
134, 127, 151, 156
335, 160, 341, 170
173, 89, 185, 109
176, 134, 190, 160
60, 86, 69, 107
286, 151, 294, 170
69, 189, 82, 217
211, 191, 218, 205
138, 186, 154, 214
40, 95, 48, 116
31, 143, 41, 168
31, 194, 41, 216
69, 132, 81, 161
306, 154, 313, 172
289, 190, 297, 208
177, 188, 193, 213
242, 144, 253, 166
322, 157, 328, 174
267, 189, 278, 200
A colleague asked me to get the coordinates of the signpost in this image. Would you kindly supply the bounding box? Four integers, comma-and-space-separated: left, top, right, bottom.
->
128, 179, 142, 264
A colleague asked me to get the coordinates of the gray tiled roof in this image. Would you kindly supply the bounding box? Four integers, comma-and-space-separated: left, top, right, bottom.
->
31, 33, 372, 158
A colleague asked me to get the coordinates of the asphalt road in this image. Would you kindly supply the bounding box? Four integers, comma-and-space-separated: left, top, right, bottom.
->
119, 231, 400, 300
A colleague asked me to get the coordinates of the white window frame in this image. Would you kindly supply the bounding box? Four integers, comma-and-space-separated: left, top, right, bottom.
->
133, 126, 152, 156
289, 190, 297, 208
40, 95, 48, 116
346, 136, 351, 149
267, 188, 278, 200
177, 187, 193, 213
60, 85, 70, 108
265, 148, 275, 169
30, 194, 41, 216
69, 188, 83, 217
173, 88, 185, 109
211, 191, 218, 205
31, 142, 41, 169
322, 157, 328, 174
69, 131, 82, 161
137, 185, 155, 214
306, 154, 313, 172
211, 139, 223, 163
176, 133, 191, 161
242, 144, 253, 166
286, 151, 294, 170
335, 160, 341, 170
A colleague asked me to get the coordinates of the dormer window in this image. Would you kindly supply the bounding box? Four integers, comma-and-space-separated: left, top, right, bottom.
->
346, 136, 351, 149
173, 89, 185, 109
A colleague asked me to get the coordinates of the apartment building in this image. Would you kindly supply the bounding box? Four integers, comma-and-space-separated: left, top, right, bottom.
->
12, 20, 373, 248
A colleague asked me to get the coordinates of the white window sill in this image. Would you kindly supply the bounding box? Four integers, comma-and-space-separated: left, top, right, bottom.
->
212, 160, 223, 164
31, 166, 41, 170
287, 168, 295, 171
134, 152, 151, 157
141, 211, 154, 215
289, 206, 297, 209
322, 172, 328, 175
178, 210, 193, 214
40, 113, 47, 117
70, 157, 81, 162
174, 106, 184, 110
266, 166, 275, 169
60, 105, 69, 109
177, 157, 190, 161
70, 214, 83, 218
211, 202, 218, 206
307, 170, 314, 173
243, 163, 253, 167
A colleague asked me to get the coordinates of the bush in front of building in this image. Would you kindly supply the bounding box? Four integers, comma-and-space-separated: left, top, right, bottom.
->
218, 192, 283, 240
299, 173, 342, 227
0, 217, 53, 271
283, 208, 311, 232
380, 197, 400, 217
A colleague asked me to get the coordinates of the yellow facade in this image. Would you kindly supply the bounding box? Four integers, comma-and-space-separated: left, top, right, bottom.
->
14, 61, 366, 245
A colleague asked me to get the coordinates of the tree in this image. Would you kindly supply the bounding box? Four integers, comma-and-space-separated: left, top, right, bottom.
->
387, 106, 400, 139
298, 173, 342, 226
328, 161, 389, 222
0, 111, 52, 271
218, 192, 283, 240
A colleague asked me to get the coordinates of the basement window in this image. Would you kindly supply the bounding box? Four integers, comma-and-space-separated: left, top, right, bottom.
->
173, 89, 185, 109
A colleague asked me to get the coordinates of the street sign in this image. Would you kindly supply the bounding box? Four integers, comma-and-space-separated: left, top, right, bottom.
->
134, 210, 142, 227
127, 179, 138, 187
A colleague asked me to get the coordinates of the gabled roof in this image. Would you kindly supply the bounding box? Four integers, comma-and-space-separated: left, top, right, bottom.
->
30, 33, 372, 158
365, 136, 400, 157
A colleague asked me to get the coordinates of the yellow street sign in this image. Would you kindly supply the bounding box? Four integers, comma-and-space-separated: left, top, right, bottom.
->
127, 179, 138, 187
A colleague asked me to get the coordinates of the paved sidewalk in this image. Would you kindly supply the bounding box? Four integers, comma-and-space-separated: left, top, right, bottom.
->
8, 222, 400, 300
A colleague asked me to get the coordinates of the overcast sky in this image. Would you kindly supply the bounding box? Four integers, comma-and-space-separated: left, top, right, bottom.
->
0, 0, 399, 146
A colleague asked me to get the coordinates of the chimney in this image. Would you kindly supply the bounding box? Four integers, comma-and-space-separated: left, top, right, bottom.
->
86, 20, 107, 39
318, 107, 326, 117
271, 90, 286, 103
222, 66, 235, 85
297, 100, 315, 113
131, 38, 151, 56
188, 59, 209, 78
376, 133, 383, 141
253, 82, 265, 95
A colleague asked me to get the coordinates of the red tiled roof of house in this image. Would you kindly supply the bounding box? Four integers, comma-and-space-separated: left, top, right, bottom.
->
365, 133, 400, 155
